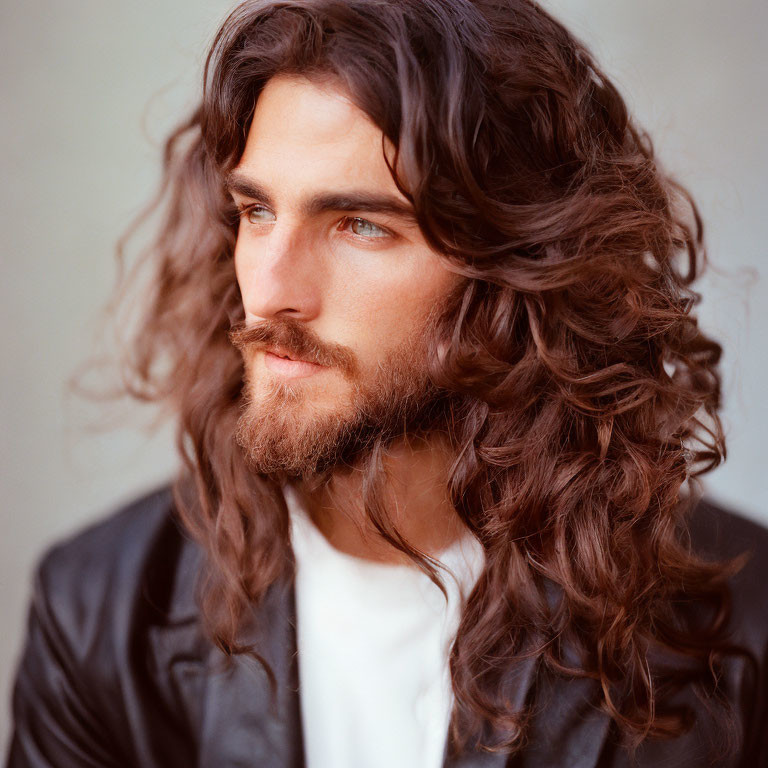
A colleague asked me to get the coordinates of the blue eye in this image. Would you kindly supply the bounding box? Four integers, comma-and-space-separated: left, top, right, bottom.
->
344, 217, 390, 239
244, 205, 276, 224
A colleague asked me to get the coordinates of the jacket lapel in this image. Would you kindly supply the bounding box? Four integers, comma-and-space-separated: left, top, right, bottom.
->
510, 667, 613, 768
197, 574, 304, 768
502, 600, 613, 768
445, 647, 539, 768
147, 534, 304, 768
444, 635, 612, 768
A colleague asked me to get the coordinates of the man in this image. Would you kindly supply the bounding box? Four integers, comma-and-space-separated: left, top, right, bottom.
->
6, 0, 768, 766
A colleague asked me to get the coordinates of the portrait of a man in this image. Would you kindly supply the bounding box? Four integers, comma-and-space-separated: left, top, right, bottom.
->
5, 1, 768, 766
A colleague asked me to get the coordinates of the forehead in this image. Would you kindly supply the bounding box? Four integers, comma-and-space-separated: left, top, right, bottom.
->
236, 73, 400, 197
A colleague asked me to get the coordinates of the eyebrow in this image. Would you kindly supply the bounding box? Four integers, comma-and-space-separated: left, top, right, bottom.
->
224, 170, 418, 224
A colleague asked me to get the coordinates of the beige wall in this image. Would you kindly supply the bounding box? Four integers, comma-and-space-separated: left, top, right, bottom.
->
2, 0, 766, 753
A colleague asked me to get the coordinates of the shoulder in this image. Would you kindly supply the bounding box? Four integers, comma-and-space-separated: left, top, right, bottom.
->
688, 495, 768, 648
30, 482, 198, 669
35, 482, 176, 602
688, 494, 768, 564
37, 482, 176, 576
9, 485, 209, 764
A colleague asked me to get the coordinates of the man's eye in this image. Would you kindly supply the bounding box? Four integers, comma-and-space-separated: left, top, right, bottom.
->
341, 216, 390, 239
241, 205, 275, 224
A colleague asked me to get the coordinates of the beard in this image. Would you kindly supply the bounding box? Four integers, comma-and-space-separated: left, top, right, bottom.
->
228, 301, 457, 482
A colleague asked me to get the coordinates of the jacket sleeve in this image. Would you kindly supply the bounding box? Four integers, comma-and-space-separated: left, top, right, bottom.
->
4, 551, 124, 768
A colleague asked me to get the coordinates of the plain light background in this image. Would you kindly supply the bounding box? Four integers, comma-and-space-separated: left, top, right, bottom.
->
2, 0, 766, 753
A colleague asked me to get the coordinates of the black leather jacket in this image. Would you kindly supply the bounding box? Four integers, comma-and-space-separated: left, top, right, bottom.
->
5, 484, 768, 767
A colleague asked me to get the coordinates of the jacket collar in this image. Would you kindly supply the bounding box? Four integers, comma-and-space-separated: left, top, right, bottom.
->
150, 534, 612, 768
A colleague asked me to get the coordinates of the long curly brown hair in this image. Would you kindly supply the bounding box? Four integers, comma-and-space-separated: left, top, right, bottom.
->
110, 0, 744, 758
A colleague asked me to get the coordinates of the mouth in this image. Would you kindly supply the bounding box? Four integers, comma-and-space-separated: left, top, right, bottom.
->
263, 346, 326, 379
267, 345, 303, 362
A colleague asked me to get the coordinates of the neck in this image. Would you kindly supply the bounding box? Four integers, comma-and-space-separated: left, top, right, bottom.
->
293, 433, 467, 566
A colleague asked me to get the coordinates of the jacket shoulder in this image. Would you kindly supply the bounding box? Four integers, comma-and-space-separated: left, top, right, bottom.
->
689, 495, 768, 560
688, 495, 768, 650
38, 482, 175, 572
7, 483, 197, 767
31, 482, 192, 668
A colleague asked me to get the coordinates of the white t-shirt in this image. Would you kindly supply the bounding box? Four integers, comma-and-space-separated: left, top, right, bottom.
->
284, 482, 486, 768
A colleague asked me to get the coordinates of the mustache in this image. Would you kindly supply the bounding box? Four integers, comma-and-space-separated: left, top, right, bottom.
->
228, 318, 358, 377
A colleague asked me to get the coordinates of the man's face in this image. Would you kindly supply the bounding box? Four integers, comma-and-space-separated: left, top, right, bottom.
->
228, 73, 463, 478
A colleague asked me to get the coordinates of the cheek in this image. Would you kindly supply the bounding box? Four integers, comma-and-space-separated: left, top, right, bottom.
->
385, 257, 460, 314
344, 257, 460, 345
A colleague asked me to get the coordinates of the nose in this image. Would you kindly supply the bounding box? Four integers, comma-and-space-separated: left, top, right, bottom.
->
234, 220, 322, 323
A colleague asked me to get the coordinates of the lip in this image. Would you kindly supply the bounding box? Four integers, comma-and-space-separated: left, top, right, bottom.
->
263, 349, 326, 379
